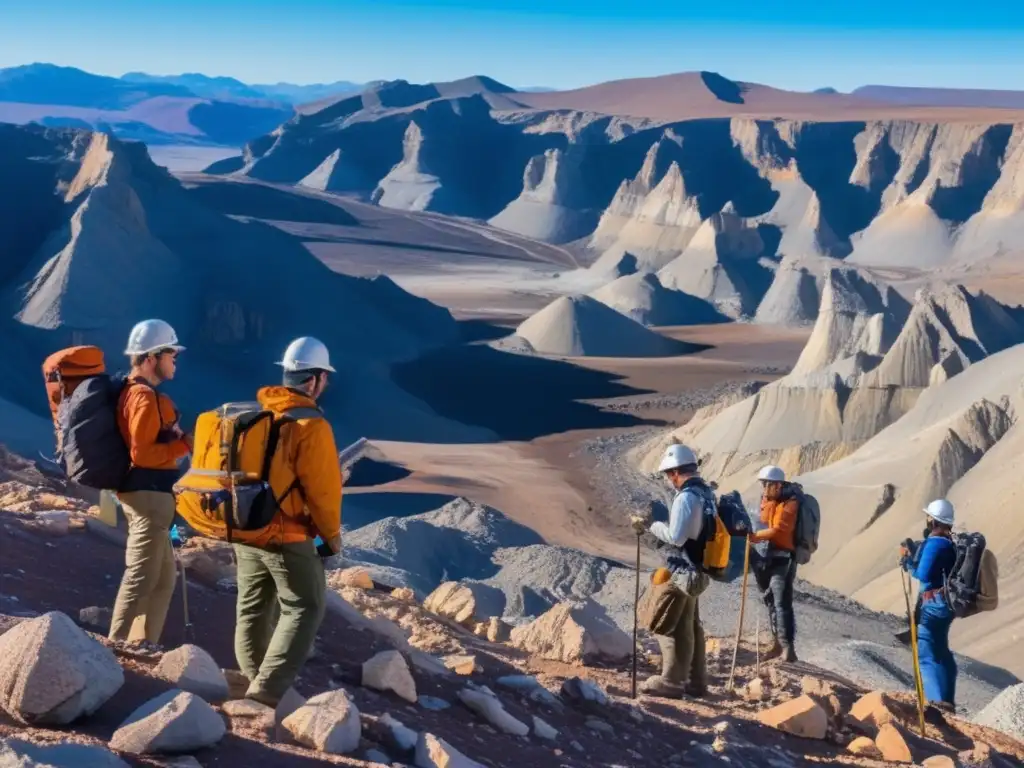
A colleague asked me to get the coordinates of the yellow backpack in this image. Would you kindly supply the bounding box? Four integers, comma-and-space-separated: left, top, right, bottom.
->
702, 514, 731, 576
173, 401, 322, 543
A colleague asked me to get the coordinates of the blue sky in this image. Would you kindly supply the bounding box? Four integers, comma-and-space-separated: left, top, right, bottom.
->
1, 1, 1022, 91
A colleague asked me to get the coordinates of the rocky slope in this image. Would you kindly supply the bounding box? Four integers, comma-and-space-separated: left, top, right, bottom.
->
1, 458, 1022, 767
216, 81, 1024, 324
633, 282, 1024, 496
0, 123, 488, 457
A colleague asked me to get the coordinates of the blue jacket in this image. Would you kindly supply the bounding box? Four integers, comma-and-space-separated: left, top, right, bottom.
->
906, 535, 957, 592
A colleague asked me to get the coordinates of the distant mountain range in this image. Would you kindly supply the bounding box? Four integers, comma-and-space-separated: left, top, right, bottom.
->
3, 62, 1022, 150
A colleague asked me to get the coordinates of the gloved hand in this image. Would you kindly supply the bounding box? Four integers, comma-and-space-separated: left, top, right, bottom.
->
629, 515, 648, 535
327, 534, 342, 555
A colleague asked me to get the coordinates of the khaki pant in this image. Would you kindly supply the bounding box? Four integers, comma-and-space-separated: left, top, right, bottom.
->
656, 593, 707, 690
233, 540, 326, 704
108, 491, 178, 644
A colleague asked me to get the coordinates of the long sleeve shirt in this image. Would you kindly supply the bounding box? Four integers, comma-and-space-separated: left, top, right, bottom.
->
650, 488, 704, 547
904, 535, 957, 591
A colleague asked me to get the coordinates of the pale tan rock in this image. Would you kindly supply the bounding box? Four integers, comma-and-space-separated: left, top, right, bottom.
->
282, 690, 361, 755
414, 732, 485, 768
154, 644, 229, 702
363, 650, 417, 703
847, 736, 882, 757
222, 699, 274, 721
850, 690, 898, 730
745, 678, 767, 702
875, 723, 913, 763
921, 756, 957, 768
509, 600, 631, 665
392, 587, 416, 603
330, 567, 374, 590
443, 655, 478, 675
423, 582, 484, 628
0, 610, 124, 725
222, 669, 250, 700
486, 617, 510, 643
110, 690, 226, 754
757, 695, 828, 740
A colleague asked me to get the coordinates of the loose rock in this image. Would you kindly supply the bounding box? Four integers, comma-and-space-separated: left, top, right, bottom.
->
758, 695, 828, 740
0, 610, 124, 725
423, 582, 488, 628
922, 757, 957, 768
77, 606, 111, 632
443, 655, 478, 675
415, 732, 486, 768
0, 738, 128, 767
392, 587, 416, 602
154, 644, 229, 702
509, 600, 631, 664
850, 691, 899, 730
875, 722, 913, 763
282, 690, 361, 755
457, 688, 529, 736
847, 736, 882, 757
110, 690, 226, 755
363, 650, 417, 703
380, 712, 419, 752
533, 715, 558, 740
331, 566, 375, 590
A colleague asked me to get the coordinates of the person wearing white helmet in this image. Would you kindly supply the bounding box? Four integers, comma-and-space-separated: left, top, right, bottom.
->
630, 442, 711, 699
232, 336, 343, 708
751, 464, 800, 663
899, 499, 959, 710
108, 319, 191, 649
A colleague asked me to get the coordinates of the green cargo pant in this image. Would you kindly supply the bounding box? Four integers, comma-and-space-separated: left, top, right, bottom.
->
233, 540, 326, 704
108, 491, 178, 644
657, 593, 707, 691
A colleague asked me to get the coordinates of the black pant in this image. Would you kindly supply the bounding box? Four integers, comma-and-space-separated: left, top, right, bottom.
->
754, 553, 797, 645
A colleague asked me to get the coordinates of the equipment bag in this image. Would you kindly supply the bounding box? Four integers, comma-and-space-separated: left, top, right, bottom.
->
173, 401, 322, 543
944, 532, 999, 619
43, 346, 132, 490
680, 479, 734, 580
789, 482, 821, 566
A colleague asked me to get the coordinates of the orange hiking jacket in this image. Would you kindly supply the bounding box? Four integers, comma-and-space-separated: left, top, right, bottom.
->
244, 386, 343, 548
757, 495, 798, 552
117, 380, 190, 470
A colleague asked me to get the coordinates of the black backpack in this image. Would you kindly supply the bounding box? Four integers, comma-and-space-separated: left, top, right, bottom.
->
55, 373, 132, 490
944, 532, 999, 619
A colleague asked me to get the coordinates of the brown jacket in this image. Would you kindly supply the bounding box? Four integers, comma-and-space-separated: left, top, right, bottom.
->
757, 494, 798, 552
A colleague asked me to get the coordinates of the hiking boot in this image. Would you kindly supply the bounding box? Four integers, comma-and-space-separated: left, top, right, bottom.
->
781, 644, 798, 663
684, 683, 708, 698
763, 639, 783, 660
639, 675, 684, 699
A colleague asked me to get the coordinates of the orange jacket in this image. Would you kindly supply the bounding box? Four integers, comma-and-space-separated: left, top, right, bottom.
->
117, 380, 190, 470
757, 494, 798, 552
245, 386, 343, 547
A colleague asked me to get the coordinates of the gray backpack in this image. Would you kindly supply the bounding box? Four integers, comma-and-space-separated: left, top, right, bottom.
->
789, 483, 820, 565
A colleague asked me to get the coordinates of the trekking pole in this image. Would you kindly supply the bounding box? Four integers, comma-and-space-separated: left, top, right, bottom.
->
755, 602, 761, 678
901, 569, 927, 737
177, 551, 195, 644
727, 537, 752, 692
631, 530, 641, 699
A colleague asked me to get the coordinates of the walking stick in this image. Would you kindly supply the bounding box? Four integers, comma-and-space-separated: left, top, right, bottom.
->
177, 552, 195, 644
755, 600, 762, 679
631, 531, 641, 699
901, 569, 927, 737
727, 537, 752, 692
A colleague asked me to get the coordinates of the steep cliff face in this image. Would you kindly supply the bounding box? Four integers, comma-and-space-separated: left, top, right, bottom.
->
225, 89, 1024, 322
0, 124, 485, 451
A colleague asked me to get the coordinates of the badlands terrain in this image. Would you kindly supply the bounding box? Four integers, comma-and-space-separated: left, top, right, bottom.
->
3, 67, 1024, 764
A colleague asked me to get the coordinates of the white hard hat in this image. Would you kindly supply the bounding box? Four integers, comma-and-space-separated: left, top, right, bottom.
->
758, 465, 786, 483
277, 336, 335, 373
924, 499, 955, 526
658, 443, 697, 473
124, 319, 185, 356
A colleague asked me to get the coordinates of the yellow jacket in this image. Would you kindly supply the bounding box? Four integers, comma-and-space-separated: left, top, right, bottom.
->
247, 386, 342, 547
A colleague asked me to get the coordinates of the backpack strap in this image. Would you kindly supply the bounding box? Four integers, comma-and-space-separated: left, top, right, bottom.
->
261, 405, 325, 508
